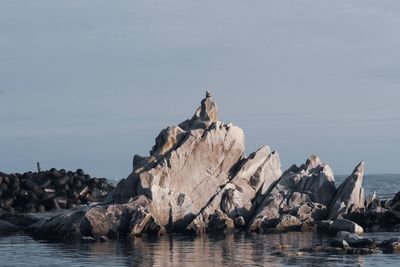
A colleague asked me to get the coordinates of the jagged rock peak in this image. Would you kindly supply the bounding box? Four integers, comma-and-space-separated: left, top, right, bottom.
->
248, 155, 336, 233
178, 91, 219, 130
328, 161, 366, 220
149, 92, 220, 158
352, 161, 365, 179
199, 90, 219, 126
305, 155, 322, 170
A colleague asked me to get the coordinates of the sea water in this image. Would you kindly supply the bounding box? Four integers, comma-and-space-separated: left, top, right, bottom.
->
1, 175, 400, 267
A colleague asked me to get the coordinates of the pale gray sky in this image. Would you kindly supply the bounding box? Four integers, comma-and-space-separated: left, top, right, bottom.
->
1, 1, 399, 179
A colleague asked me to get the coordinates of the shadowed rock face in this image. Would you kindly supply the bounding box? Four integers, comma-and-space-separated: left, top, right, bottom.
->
295, 155, 336, 207
328, 161, 365, 220
27, 196, 164, 241
186, 145, 282, 234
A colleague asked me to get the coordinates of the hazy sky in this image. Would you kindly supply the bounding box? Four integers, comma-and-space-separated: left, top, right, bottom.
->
1, 1, 399, 179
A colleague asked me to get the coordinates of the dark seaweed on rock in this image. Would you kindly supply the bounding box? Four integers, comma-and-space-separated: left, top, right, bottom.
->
0, 169, 114, 213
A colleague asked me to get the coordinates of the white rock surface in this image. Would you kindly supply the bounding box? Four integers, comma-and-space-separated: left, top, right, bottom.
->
104, 92, 245, 231
249, 155, 335, 232
186, 145, 282, 234
328, 161, 366, 220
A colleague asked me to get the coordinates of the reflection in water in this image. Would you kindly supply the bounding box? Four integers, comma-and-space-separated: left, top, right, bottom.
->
2, 232, 400, 266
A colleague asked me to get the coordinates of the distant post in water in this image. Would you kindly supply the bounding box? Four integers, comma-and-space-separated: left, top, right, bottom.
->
37, 162, 41, 172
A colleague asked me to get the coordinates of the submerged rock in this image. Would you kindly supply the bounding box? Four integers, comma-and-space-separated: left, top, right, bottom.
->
330, 238, 350, 249
81, 236, 96, 243
379, 238, 400, 252
0, 219, 19, 235
329, 219, 364, 235
335, 231, 374, 248
304, 231, 377, 256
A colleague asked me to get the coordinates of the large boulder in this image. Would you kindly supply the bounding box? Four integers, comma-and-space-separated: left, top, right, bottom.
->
205, 211, 235, 234
275, 214, 302, 232
84, 196, 164, 239
27, 196, 164, 241
328, 161, 366, 220
103, 92, 245, 231
186, 145, 281, 234
329, 218, 364, 235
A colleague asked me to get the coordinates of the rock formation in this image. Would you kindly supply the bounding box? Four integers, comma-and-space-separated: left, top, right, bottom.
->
249, 155, 335, 233
104, 92, 245, 231
328, 161, 365, 220
2, 91, 398, 242
186, 145, 282, 234
346, 190, 400, 232
27, 195, 164, 241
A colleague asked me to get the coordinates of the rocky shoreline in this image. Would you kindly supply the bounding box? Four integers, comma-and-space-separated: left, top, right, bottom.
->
0, 169, 114, 214
1, 92, 400, 255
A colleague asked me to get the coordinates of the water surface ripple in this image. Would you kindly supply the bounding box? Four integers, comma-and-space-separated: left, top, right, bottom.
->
1, 232, 400, 267
1, 174, 400, 267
